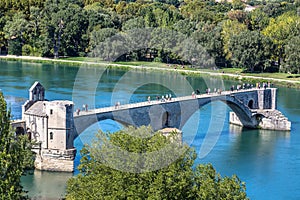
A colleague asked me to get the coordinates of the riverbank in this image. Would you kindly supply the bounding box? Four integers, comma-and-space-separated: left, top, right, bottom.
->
1, 55, 300, 88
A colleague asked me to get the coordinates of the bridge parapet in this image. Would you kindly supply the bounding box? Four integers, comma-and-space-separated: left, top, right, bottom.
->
73, 88, 286, 135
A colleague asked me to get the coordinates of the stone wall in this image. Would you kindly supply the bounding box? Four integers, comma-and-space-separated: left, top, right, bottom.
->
229, 110, 291, 131
256, 110, 291, 131
34, 149, 76, 172
10, 120, 26, 132
24, 114, 48, 149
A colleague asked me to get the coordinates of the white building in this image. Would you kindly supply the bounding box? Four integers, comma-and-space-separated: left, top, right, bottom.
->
22, 82, 76, 172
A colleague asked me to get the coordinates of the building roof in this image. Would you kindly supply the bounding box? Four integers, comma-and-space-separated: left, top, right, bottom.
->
50, 100, 73, 106
29, 81, 44, 92
24, 100, 74, 117
24, 101, 47, 117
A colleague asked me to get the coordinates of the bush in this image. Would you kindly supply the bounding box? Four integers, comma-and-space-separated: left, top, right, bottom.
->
22, 44, 32, 56
153, 57, 162, 62
8, 39, 22, 56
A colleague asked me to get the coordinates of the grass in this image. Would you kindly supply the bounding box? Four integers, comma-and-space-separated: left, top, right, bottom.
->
114, 61, 169, 68
216, 68, 244, 74
59, 58, 169, 68
59, 57, 105, 63
242, 72, 300, 81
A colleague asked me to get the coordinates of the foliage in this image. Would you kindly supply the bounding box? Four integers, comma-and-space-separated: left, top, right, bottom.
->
228, 30, 273, 72
221, 19, 247, 60
262, 11, 300, 68
0, 92, 34, 199
0, 0, 299, 73
231, 0, 245, 10
40, 0, 88, 58
248, 8, 270, 31
283, 36, 300, 74
66, 126, 248, 200
192, 23, 225, 67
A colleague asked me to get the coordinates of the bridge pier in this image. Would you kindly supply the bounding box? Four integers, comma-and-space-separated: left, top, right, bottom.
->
229, 88, 290, 131
230, 110, 291, 131
33, 148, 76, 172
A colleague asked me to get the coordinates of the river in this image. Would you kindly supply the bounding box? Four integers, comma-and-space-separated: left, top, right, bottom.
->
1, 60, 300, 200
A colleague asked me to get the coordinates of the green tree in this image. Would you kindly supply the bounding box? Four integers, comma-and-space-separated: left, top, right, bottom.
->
40, 0, 88, 58
228, 30, 273, 72
231, 0, 245, 10
191, 23, 226, 67
221, 19, 247, 60
262, 11, 300, 69
143, 6, 157, 27
84, 3, 119, 32
248, 8, 270, 31
122, 17, 145, 31
3, 12, 30, 55
66, 126, 248, 200
0, 14, 8, 54
262, 2, 296, 18
180, 0, 218, 23
172, 19, 196, 36
283, 36, 300, 74
89, 28, 118, 52
0, 92, 34, 199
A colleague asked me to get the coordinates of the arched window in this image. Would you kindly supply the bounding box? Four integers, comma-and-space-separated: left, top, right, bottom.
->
162, 112, 170, 127
15, 127, 25, 136
248, 100, 254, 109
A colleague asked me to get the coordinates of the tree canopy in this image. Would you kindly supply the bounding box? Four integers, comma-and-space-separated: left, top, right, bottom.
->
0, 0, 300, 73
0, 92, 34, 199
228, 30, 273, 72
66, 126, 248, 200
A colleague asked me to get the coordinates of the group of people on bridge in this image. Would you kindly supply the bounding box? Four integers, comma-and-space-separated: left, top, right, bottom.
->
74, 81, 273, 115
150, 94, 172, 103
193, 81, 273, 99
76, 104, 88, 115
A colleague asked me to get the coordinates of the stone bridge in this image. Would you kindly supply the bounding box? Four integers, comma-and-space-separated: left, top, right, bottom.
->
73, 88, 280, 136
13, 82, 291, 172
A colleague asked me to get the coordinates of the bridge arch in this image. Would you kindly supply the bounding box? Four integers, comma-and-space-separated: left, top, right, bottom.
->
74, 92, 259, 138
162, 111, 170, 127
177, 95, 256, 131
248, 99, 254, 109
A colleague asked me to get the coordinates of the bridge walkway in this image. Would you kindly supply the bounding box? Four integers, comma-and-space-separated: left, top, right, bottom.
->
74, 88, 260, 117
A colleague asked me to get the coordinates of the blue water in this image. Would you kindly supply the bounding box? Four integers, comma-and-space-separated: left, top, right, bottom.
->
1, 61, 300, 199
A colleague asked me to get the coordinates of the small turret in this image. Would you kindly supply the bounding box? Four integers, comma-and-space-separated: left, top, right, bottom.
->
29, 81, 45, 101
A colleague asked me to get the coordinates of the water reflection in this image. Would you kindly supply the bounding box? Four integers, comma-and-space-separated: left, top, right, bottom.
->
229, 124, 290, 139
227, 125, 290, 174
21, 170, 72, 200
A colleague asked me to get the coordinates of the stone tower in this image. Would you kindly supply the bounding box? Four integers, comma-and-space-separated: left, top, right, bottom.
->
22, 82, 76, 172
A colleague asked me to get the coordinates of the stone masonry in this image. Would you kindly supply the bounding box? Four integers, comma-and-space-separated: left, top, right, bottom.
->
13, 82, 290, 172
